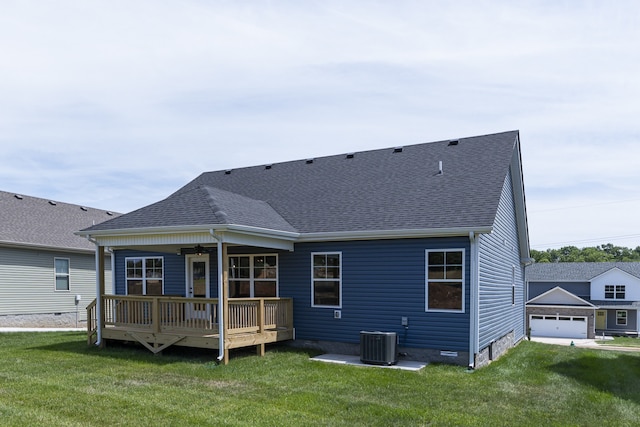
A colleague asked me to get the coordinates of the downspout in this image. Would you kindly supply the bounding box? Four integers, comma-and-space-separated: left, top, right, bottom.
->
210, 229, 225, 363
87, 236, 102, 347
469, 232, 479, 369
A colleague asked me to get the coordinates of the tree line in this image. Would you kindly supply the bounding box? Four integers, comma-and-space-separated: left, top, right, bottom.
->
531, 244, 640, 263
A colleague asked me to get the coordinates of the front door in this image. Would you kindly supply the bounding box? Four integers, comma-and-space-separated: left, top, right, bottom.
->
596, 310, 607, 330
186, 255, 210, 320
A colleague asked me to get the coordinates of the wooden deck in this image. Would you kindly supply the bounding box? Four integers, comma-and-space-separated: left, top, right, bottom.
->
87, 295, 294, 361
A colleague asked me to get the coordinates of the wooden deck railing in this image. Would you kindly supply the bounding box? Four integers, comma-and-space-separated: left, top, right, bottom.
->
88, 295, 293, 337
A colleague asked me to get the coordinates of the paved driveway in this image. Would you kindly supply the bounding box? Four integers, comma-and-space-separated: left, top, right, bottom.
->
531, 337, 640, 352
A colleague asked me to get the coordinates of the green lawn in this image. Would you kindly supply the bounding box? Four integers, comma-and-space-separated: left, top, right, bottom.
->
1, 333, 640, 426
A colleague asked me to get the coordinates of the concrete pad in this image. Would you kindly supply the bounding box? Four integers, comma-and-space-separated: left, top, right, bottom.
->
310, 354, 427, 371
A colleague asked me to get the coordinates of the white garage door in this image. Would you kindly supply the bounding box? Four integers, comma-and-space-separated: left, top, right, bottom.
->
530, 315, 588, 339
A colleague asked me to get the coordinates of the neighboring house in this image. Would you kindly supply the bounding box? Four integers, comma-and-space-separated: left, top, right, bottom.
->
526, 262, 640, 339
78, 130, 530, 368
0, 191, 117, 324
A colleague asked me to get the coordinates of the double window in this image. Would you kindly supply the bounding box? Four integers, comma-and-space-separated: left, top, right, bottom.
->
54, 258, 70, 291
126, 257, 163, 295
426, 249, 464, 312
228, 255, 278, 298
312, 252, 341, 308
605, 285, 625, 299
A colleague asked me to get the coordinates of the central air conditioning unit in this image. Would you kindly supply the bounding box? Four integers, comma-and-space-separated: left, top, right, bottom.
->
360, 331, 397, 365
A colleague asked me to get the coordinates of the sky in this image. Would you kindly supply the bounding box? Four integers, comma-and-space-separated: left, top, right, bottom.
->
1, 1, 639, 250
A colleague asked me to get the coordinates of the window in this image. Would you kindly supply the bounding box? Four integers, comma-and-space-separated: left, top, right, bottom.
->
605, 285, 625, 299
426, 249, 464, 312
617, 310, 627, 326
126, 257, 163, 295
228, 255, 278, 298
54, 258, 70, 291
312, 252, 341, 307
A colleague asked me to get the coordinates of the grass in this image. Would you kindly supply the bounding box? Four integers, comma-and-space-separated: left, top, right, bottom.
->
1, 333, 640, 426
596, 336, 640, 347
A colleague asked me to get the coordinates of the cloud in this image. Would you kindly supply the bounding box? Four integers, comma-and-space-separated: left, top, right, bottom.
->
1, 1, 640, 248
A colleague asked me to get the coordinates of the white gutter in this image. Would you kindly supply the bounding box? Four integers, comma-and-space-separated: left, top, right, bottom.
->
298, 226, 493, 243
87, 236, 102, 347
210, 230, 225, 363
75, 223, 298, 241
468, 231, 479, 369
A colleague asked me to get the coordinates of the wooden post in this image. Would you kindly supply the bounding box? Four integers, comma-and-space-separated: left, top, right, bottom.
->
222, 243, 229, 365
257, 298, 265, 356
152, 297, 160, 334
98, 246, 106, 349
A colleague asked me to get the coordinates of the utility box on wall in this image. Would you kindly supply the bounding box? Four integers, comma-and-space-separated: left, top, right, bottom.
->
360, 331, 397, 365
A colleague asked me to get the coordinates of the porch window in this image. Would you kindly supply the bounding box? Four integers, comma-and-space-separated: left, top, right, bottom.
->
228, 255, 278, 298
126, 257, 163, 295
426, 249, 464, 312
617, 310, 627, 326
54, 258, 70, 291
312, 252, 341, 308
605, 285, 625, 299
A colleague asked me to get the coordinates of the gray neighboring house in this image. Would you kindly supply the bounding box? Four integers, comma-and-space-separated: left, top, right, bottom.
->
526, 262, 640, 339
0, 191, 118, 325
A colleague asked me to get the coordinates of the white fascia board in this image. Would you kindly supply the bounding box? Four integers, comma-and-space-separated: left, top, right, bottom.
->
596, 304, 639, 310
526, 304, 596, 310
590, 267, 640, 282
297, 226, 493, 243
0, 240, 97, 255
527, 286, 596, 307
510, 134, 531, 262
77, 223, 492, 248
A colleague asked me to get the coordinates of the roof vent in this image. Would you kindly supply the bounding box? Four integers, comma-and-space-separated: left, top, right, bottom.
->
48, 200, 57, 206
305, 158, 314, 164
448, 139, 459, 146
224, 170, 232, 175
346, 153, 355, 159
438, 160, 443, 175
393, 147, 403, 153
14, 194, 23, 200
80, 206, 88, 211
265, 164, 273, 170
106, 211, 113, 216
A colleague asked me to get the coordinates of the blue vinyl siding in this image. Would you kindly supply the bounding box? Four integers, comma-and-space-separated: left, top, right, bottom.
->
528, 281, 591, 301
605, 309, 638, 332
281, 237, 471, 351
114, 238, 472, 351
114, 250, 220, 297
477, 169, 526, 349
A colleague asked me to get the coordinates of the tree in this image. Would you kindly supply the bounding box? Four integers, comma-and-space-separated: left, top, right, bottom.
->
530, 244, 640, 263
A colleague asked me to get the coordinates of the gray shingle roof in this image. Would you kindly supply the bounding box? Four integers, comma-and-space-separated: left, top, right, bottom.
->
526, 262, 640, 281
0, 191, 120, 251
85, 131, 519, 235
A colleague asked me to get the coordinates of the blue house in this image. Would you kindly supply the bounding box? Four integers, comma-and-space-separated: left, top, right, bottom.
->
78, 130, 530, 368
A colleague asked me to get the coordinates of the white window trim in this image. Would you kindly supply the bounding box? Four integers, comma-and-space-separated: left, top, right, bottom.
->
54, 257, 70, 292
616, 310, 628, 326
228, 254, 279, 298
425, 249, 465, 313
605, 284, 626, 300
125, 256, 165, 295
311, 251, 342, 309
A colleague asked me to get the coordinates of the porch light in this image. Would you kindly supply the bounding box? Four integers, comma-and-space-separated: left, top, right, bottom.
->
195, 245, 204, 256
